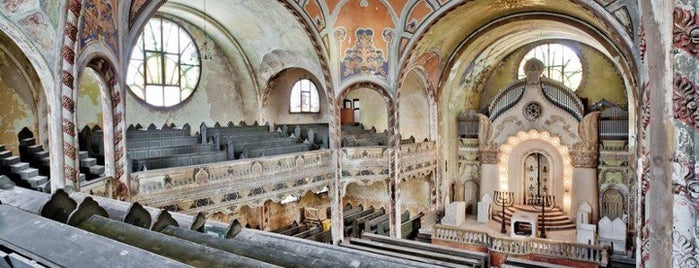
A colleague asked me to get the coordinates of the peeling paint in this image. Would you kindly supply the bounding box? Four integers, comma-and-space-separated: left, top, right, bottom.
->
0, 50, 37, 154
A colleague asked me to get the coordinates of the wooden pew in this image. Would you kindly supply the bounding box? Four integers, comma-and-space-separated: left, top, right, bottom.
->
293, 225, 322, 239
272, 221, 299, 234
241, 143, 310, 158
503, 258, 574, 268
306, 229, 332, 244
401, 212, 424, 239
352, 208, 386, 238
127, 143, 215, 160
342, 206, 376, 237
131, 151, 227, 172
346, 232, 488, 267
0, 205, 191, 268
201, 123, 269, 144
127, 136, 200, 150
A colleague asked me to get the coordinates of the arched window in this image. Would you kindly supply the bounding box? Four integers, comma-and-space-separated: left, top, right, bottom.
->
518, 43, 582, 90
290, 79, 320, 113
127, 17, 201, 107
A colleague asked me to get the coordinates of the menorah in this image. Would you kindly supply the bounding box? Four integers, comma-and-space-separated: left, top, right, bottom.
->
529, 194, 556, 238
494, 191, 514, 234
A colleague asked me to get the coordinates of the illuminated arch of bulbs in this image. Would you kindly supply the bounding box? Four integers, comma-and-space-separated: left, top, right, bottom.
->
497, 129, 573, 212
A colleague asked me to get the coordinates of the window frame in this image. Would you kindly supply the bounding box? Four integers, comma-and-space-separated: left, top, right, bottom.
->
517, 42, 584, 91
289, 78, 321, 114
126, 16, 202, 109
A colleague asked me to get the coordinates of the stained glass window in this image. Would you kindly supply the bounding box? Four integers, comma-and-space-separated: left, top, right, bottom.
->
127, 17, 200, 107
518, 43, 582, 90
290, 79, 320, 113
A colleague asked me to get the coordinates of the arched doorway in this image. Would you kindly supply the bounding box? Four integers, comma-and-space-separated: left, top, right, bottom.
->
522, 152, 552, 204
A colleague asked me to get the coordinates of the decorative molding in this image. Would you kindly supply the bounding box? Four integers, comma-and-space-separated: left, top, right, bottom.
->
673, 74, 699, 130
131, 150, 335, 214
673, 7, 699, 59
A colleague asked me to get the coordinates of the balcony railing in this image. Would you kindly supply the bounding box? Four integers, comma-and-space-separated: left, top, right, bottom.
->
130, 150, 335, 214
432, 224, 608, 267
341, 141, 438, 184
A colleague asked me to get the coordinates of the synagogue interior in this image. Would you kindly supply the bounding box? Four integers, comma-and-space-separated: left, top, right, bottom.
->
0, 0, 695, 267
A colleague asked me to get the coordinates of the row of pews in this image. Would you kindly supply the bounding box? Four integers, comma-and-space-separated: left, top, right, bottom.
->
276, 123, 418, 148
0, 185, 442, 268
342, 204, 424, 239
272, 204, 424, 243
270, 204, 487, 267
80, 121, 317, 172
342, 233, 489, 268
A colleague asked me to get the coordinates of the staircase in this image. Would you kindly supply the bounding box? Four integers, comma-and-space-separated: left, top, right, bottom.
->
0, 144, 49, 192
78, 151, 105, 181
492, 204, 576, 231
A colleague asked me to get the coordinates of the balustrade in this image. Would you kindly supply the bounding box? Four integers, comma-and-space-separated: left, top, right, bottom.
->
432, 224, 608, 266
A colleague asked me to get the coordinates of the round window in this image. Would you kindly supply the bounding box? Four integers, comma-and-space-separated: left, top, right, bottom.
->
127, 17, 201, 107
517, 43, 582, 90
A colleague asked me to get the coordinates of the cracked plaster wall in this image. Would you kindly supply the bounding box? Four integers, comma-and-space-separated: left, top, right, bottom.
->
399, 73, 430, 141
399, 176, 431, 217
0, 49, 37, 154
76, 68, 103, 129
344, 181, 390, 212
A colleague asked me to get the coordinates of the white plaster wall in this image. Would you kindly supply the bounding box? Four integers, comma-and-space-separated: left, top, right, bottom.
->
572, 167, 599, 220
479, 164, 499, 204
399, 73, 430, 141
346, 88, 388, 132
399, 176, 431, 217
264, 68, 328, 125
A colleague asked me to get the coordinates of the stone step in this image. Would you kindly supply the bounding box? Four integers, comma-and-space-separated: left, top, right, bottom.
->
1, 156, 20, 166
0, 150, 11, 158
9, 162, 29, 172
88, 165, 105, 175
79, 151, 88, 160
40, 156, 51, 166
17, 168, 38, 179
26, 175, 48, 188
35, 150, 49, 158
492, 214, 575, 226
79, 173, 86, 183
0, 144, 5, 151
500, 210, 569, 220
509, 205, 564, 213
27, 144, 43, 153
19, 137, 35, 146
80, 157, 96, 167
37, 181, 51, 193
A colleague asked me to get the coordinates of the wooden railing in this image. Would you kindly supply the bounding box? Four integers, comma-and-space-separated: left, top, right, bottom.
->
341, 145, 390, 182
432, 224, 608, 267
340, 141, 438, 184
130, 150, 335, 214
399, 141, 438, 180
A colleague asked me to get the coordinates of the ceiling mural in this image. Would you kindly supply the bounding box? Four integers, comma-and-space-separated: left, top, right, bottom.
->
79, 0, 118, 56
284, 0, 638, 90
335, 0, 395, 81
0, 0, 59, 66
